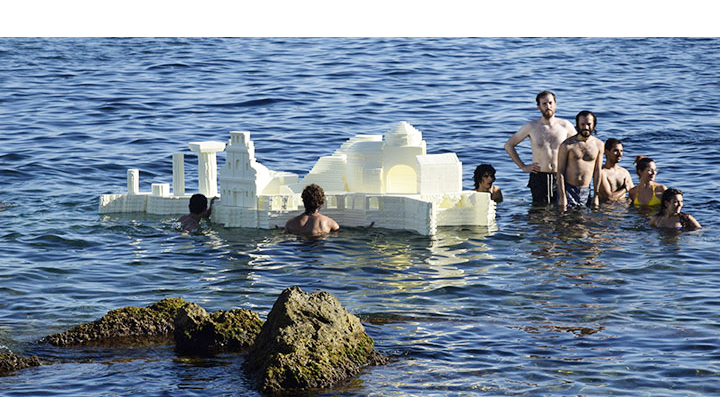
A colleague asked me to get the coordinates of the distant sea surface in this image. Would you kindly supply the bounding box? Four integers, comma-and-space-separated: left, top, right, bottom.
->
1, 37, 719, 396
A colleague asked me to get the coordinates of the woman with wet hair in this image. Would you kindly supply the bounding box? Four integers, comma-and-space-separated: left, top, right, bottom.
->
650, 188, 702, 230
628, 156, 666, 206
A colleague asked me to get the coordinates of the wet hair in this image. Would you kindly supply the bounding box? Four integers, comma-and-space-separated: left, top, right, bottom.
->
604, 138, 622, 151
188, 193, 208, 215
657, 188, 683, 216
634, 156, 655, 175
302, 184, 325, 214
575, 110, 597, 134
473, 164, 496, 189
535, 90, 556, 105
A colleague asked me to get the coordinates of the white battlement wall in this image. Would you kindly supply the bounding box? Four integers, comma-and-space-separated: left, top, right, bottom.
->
98, 122, 496, 235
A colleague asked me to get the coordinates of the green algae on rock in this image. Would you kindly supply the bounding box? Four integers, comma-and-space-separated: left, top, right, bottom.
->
38, 297, 189, 346
174, 302, 263, 355
245, 286, 386, 394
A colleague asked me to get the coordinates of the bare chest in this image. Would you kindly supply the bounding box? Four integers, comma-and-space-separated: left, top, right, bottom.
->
531, 125, 567, 149
569, 142, 598, 162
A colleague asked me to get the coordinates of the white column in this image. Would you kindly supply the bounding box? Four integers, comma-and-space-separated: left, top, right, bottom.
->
172, 153, 185, 196
188, 141, 226, 198
127, 169, 139, 195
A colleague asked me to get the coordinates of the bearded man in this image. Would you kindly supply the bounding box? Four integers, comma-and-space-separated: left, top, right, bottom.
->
556, 110, 604, 210
505, 91, 577, 205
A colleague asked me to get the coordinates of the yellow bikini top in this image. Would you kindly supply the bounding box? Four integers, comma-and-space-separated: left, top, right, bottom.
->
633, 182, 661, 206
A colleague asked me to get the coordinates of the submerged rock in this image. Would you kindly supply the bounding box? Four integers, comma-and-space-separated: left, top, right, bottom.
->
245, 286, 386, 394
174, 303, 263, 355
38, 297, 189, 346
0, 352, 41, 374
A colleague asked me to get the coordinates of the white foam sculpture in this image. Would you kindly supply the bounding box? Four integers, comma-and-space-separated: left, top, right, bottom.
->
98, 121, 495, 235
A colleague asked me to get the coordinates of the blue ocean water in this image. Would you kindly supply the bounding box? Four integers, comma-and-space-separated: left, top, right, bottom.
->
1, 37, 719, 396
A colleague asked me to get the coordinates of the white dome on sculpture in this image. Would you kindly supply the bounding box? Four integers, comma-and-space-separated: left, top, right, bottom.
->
384, 121, 423, 147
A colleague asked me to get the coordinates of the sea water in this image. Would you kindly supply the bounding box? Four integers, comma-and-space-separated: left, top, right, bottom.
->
1, 37, 719, 396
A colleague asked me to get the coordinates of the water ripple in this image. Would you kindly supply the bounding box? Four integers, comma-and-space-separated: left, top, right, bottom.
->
1, 37, 719, 396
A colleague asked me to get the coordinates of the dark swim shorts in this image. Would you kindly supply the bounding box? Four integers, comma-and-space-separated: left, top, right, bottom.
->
528, 172, 557, 205
565, 183, 591, 207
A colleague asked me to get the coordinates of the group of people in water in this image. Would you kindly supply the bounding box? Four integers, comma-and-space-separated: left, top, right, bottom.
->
179, 90, 701, 235
502, 90, 701, 230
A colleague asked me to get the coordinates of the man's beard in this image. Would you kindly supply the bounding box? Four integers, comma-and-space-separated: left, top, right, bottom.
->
542, 109, 554, 119
579, 128, 592, 138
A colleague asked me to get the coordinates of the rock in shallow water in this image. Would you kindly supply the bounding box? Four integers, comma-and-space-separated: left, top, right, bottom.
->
0, 352, 41, 374
174, 303, 263, 355
38, 297, 189, 346
245, 286, 386, 393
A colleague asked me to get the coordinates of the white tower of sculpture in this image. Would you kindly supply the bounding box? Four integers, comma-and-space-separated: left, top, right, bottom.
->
188, 141, 226, 198
219, 131, 272, 208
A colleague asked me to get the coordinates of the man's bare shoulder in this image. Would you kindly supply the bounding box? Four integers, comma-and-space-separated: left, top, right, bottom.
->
556, 118, 574, 128
510, 119, 538, 138
560, 134, 578, 146
554, 118, 577, 137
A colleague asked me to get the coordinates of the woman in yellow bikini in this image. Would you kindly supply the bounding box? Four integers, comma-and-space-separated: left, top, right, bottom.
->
628, 156, 666, 207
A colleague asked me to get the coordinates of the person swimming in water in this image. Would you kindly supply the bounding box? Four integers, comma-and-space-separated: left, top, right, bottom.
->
473, 164, 503, 203
178, 193, 216, 232
628, 156, 666, 207
284, 184, 340, 237
650, 188, 702, 230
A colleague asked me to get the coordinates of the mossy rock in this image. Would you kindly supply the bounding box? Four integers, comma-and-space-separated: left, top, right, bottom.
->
245, 286, 385, 393
174, 303, 263, 355
0, 352, 42, 374
38, 297, 189, 346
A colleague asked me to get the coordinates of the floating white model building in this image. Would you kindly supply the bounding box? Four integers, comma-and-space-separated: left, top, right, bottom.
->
99, 121, 495, 235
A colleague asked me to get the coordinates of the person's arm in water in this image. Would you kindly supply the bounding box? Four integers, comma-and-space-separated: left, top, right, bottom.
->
591, 141, 603, 207
598, 171, 614, 201
683, 214, 702, 229
649, 214, 659, 227
491, 186, 503, 203
621, 171, 635, 202
202, 197, 218, 218
556, 141, 569, 210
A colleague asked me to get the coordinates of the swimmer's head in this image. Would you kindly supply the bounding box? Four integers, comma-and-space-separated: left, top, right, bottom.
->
302, 184, 326, 214
473, 164, 496, 189
188, 194, 208, 215
658, 188, 683, 216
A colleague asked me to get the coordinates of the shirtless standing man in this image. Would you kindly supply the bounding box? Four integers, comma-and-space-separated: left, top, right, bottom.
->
557, 111, 604, 210
505, 91, 577, 205
598, 138, 634, 202
284, 184, 340, 237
